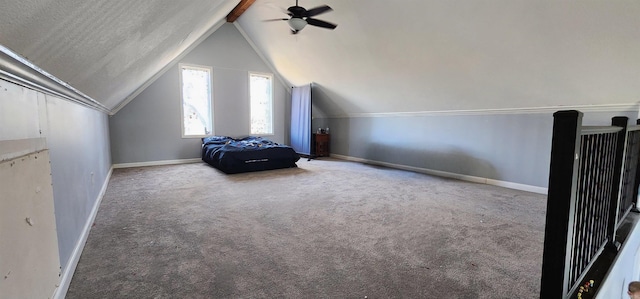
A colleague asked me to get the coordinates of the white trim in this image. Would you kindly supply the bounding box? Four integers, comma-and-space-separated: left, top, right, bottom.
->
0, 46, 110, 114
112, 158, 202, 169
328, 103, 640, 118
233, 23, 291, 94
53, 166, 113, 299
249, 72, 275, 135
179, 63, 214, 138
485, 178, 548, 194
331, 154, 548, 195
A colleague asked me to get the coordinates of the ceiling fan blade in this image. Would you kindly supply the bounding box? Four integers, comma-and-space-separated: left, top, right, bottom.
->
306, 18, 337, 29
305, 5, 332, 17
263, 18, 289, 22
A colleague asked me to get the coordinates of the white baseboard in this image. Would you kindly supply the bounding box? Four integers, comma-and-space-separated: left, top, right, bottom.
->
112, 158, 202, 169
330, 154, 548, 195
53, 166, 113, 299
485, 178, 548, 194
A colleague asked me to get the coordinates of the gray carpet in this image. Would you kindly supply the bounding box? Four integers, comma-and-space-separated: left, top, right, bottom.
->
66, 158, 547, 298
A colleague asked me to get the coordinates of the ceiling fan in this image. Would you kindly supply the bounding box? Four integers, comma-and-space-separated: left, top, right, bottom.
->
266, 0, 337, 34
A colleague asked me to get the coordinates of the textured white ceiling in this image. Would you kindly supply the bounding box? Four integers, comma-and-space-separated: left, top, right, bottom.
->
0, 0, 240, 110
1, 0, 640, 115
238, 0, 640, 115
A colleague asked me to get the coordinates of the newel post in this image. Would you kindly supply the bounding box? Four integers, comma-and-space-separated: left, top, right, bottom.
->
633, 119, 640, 213
607, 116, 628, 250
540, 110, 583, 299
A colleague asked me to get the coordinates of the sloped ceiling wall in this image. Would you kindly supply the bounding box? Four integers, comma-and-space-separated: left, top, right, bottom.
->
1, 1, 639, 115
0, 0, 240, 110
237, 0, 640, 116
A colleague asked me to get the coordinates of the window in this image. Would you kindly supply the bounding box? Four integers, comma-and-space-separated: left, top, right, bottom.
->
249, 72, 274, 135
180, 64, 213, 137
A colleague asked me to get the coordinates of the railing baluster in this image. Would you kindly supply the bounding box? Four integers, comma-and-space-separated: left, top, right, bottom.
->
596, 134, 609, 251
580, 135, 595, 280
620, 127, 640, 218
572, 136, 588, 283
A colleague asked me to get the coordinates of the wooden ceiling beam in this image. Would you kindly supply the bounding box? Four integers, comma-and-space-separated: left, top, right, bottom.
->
226, 0, 256, 23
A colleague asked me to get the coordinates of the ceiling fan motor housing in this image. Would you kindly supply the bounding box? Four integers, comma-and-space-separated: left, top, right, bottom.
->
287, 6, 307, 17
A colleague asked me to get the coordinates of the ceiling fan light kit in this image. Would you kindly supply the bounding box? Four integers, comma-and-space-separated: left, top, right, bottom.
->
288, 18, 307, 32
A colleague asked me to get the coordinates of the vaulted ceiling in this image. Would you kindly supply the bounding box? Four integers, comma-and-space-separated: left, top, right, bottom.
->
0, 0, 240, 111
2, 1, 640, 115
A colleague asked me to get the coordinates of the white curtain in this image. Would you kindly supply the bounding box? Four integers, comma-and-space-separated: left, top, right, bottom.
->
290, 84, 312, 155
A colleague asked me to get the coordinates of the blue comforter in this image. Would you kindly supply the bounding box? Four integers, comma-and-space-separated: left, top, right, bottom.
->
202, 136, 300, 174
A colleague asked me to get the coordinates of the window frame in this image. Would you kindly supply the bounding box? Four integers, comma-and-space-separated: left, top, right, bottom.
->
179, 63, 214, 139
248, 71, 275, 136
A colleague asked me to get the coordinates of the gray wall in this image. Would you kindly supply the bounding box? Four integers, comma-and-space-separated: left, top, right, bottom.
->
0, 79, 111, 272
110, 23, 289, 164
45, 95, 111, 267
313, 83, 637, 189
326, 114, 552, 187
